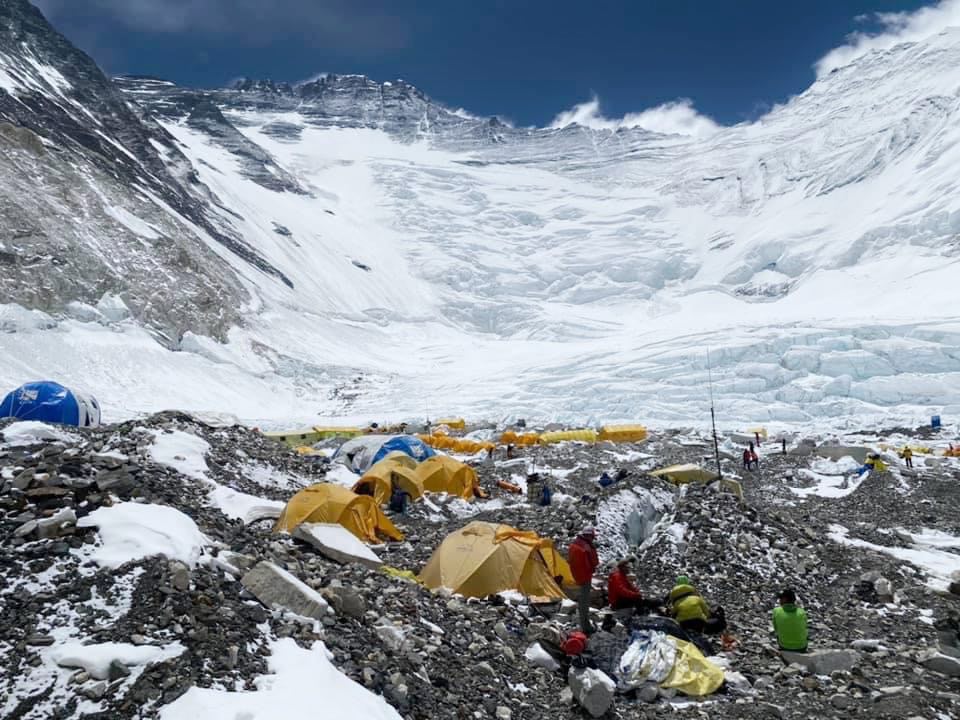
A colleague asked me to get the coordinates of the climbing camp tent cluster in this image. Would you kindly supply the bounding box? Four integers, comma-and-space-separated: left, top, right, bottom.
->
418, 521, 574, 600
274, 483, 402, 543
353, 453, 487, 503
0, 381, 101, 428
335, 435, 435, 474
277, 452, 485, 541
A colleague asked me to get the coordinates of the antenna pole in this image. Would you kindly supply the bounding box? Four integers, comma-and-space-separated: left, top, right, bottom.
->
707, 349, 723, 481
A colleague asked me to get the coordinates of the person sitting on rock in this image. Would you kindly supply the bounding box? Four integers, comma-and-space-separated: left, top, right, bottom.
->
668, 575, 726, 635
607, 557, 658, 614
772, 588, 808, 652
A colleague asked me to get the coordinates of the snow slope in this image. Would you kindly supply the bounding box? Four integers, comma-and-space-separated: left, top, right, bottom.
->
2, 5, 960, 429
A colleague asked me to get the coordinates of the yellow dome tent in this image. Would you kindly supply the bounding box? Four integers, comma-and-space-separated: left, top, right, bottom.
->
274, 484, 403, 543
649, 464, 719, 485
415, 455, 485, 500
419, 521, 572, 600
352, 456, 424, 506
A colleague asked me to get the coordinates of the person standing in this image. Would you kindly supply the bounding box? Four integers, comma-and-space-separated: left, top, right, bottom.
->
568, 527, 599, 634
902, 446, 914, 469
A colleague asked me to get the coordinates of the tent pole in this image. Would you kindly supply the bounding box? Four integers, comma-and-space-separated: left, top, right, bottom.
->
707, 349, 723, 481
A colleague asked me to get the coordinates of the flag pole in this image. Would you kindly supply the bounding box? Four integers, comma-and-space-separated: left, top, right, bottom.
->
707, 348, 723, 481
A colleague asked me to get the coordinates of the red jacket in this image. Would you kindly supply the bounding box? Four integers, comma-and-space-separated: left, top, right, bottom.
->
607, 567, 642, 607
568, 536, 599, 585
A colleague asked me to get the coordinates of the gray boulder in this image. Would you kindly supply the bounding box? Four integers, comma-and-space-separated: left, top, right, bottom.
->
781, 649, 859, 675
240, 562, 331, 620
919, 649, 960, 677
568, 667, 615, 718
293, 523, 383, 569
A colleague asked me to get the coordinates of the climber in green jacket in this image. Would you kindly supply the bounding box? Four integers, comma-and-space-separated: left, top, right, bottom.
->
772, 588, 808, 651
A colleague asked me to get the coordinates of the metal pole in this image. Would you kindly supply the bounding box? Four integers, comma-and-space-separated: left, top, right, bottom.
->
707, 349, 723, 481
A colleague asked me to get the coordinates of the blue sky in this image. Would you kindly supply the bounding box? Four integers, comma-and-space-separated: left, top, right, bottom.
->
34, 0, 935, 128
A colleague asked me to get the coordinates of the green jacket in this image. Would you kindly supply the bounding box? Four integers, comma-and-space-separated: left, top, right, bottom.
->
772, 604, 808, 651
669, 584, 709, 624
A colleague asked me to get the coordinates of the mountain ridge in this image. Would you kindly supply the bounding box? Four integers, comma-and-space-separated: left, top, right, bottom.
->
0, 0, 959, 427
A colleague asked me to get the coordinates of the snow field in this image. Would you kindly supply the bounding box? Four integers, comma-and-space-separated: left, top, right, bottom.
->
158, 638, 403, 720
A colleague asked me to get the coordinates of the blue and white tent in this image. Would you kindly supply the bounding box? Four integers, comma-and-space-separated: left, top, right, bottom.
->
0, 381, 101, 428
333, 434, 435, 474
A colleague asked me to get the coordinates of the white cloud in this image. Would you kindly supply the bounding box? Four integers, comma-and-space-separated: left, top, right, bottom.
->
548, 96, 721, 138
815, 0, 960, 77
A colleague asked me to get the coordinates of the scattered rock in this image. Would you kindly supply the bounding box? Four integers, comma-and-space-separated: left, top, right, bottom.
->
82, 681, 107, 700
830, 693, 852, 710
168, 560, 191, 592
568, 667, 615, 718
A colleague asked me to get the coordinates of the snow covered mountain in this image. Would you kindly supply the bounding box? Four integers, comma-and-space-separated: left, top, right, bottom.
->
2, 0, 960, 428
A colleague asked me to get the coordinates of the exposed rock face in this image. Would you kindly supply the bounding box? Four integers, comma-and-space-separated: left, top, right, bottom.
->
0, 0, 292, 344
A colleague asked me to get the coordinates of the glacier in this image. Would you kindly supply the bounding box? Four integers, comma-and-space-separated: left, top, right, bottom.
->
1, 0, 960, 430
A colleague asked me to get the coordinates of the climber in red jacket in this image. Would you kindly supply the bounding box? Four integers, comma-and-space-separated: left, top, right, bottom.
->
607, 557, 642, 608
568, 526, 599, 633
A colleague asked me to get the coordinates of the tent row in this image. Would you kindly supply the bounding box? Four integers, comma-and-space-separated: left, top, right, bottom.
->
263, 422, 649, 452
418, 424, 649, 451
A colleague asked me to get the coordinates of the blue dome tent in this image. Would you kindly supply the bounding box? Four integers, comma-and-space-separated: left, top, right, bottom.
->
0, 381, 101, 428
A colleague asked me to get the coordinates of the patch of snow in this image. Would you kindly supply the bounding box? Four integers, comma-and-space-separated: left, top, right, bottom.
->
77, 502, 208, 569
242, 461, 314, 491
105, 206, 161, 240
0, 421, 80, 447
147, 429, 211, 480
789, 468, 869, 499
325, 463, 360, 488
51, 641, 184, 680
159, 638, 400, 719
828, 524, 960, 592
208, 485, 284, 523
525, 642, 560, 671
